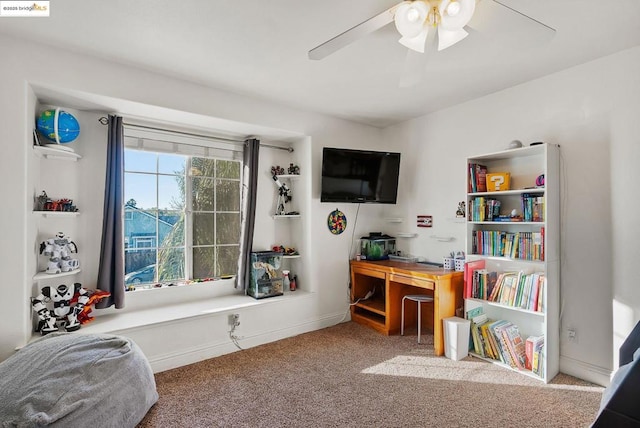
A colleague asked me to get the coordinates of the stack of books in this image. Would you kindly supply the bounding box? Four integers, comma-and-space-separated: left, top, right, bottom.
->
467, 308, 543, 376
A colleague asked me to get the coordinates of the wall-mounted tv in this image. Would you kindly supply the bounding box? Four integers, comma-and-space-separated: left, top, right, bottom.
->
321, 147, 401, 204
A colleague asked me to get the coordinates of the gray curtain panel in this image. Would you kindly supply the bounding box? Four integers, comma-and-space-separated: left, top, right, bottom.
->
236, 138, 260, 291
96, 115, 125, 308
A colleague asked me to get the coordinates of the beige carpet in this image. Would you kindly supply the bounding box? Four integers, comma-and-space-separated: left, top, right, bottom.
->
139, 322, 603, 427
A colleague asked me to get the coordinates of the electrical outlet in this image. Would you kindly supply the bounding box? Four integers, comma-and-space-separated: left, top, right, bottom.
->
229, 313, 240, 327
567, 328, 577, 342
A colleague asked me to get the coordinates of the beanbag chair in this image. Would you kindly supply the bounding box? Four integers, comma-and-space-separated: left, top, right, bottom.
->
0, 332, 158, 427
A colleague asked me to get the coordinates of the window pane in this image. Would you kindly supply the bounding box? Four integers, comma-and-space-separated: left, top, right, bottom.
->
158, 247, 184, 282
125, 250, 156, 285
217, 246, 239, 277
216, 213, 240, 244
125, 207, 158, 249
193, 247, 215, 279
158, 211, 184, 245
192, 177, 214, 211
191, 157, 216, 178
158, 153, 186, 175
217, 159, 240, 179
193, 213, 215, 245
216, 179, 240, 211
158, 175, 183, 211
125, 149, 157, 173
125, 172, 157, 210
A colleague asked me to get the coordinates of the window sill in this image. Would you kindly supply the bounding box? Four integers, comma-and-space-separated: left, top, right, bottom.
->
72, 289, 314, 336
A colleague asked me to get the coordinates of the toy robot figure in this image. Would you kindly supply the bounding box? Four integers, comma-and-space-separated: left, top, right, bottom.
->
31, 283, 89, 334
40, 232, 79, 274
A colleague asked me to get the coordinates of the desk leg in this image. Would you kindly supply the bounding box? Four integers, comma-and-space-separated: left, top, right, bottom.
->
433, 291, 444, 356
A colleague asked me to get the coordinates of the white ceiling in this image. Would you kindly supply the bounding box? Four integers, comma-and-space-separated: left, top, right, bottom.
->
2, 0, 640, 128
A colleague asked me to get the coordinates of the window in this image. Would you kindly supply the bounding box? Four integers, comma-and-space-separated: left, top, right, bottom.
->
124, 148, 242, 288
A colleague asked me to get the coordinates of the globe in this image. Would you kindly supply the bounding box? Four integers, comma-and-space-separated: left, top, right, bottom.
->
36, 109, 80, 144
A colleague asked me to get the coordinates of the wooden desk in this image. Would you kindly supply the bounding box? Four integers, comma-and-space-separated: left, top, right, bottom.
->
349, 260, 464, 356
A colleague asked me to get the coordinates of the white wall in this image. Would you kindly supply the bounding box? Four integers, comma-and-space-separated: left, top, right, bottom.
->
0, 34, 392, 367
4, 32, 636, 384
385, 46, 640, 385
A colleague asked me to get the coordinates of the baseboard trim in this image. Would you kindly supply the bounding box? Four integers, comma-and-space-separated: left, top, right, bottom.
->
560, 354, 612, 387
147, 311, 347, 373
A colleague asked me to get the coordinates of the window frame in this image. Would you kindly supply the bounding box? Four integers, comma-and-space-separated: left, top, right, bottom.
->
123, 140, 243, 289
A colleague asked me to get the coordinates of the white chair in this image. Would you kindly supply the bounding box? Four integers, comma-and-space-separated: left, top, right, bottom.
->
401, 294, 434, 344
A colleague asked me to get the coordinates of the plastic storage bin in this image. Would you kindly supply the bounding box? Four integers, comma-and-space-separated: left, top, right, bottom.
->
359, 233, 396, 261
443, 316, 471, 361
248, 251, 283, 299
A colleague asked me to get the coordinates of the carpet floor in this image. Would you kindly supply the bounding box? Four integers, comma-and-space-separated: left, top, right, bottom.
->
138, 321, 603, 427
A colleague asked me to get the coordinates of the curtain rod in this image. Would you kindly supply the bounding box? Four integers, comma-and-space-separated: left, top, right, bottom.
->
98, 117, 294, 152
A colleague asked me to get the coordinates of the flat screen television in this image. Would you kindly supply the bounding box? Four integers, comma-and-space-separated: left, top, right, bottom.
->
321, 147, 401, 204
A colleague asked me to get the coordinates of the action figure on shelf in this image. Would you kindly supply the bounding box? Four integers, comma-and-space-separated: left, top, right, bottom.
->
456, 201, 466, 218
40, 232, 79, 274
287, 163, 300, 175
73, 289, 111, 324
31, 282, 90, 334
270, 165, 286, 176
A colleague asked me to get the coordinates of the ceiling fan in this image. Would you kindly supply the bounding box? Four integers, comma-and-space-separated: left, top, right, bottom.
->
308, 0, 555, 60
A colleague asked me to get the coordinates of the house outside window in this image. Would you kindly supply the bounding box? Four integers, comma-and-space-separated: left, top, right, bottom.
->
124, 146, 241, 288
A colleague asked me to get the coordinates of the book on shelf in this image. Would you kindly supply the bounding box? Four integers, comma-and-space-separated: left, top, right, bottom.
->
466, 306, 485, 353
525, 335, 543, 371
468, 163, 488, 193
467, 308, 489, 357
464, 259, 485, 299
468, 197, 501, 222
531, 336, 545, 376
502, 323, 527, 369
479, 321, 497, 359
469, 269, 499, 300
471, 228, 545, 261
521, 193, 545, 222
480, 271, 545, 312
472, 317, 532, 372
489, 320, 513, 365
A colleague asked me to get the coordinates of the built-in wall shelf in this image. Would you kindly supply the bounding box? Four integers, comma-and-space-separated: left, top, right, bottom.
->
275, 174, 300, 179
33, 145, 81, 161
385, 217, 404, 223
430, 235, 455, 242
448, 217, 466, 223
283, 254, 302, 259
33, 268, 82, 281
396, 232, 418, 238
33, 211, 80, 217
273, 214, 301, 219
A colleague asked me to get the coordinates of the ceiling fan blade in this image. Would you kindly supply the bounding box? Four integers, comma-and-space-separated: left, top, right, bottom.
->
468, 0, 556, 48
308, 4, 398, 60
399, 29, 437, 88
491, 0, 555, 33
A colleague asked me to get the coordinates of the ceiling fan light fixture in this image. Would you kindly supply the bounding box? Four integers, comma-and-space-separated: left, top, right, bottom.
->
437, 26, 468, 51
394, 1, 429, 38
445, 0, 461, 16
399, 28, 429, 53
439, 0, 475, 30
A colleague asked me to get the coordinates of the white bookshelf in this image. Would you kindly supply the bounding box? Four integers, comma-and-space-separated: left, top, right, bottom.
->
464, 143, 560, 383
